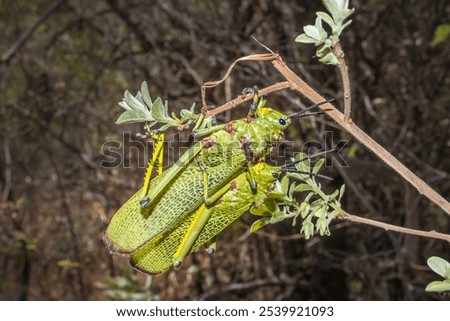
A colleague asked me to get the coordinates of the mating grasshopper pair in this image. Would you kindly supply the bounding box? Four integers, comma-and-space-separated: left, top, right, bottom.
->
104, 85, 331, 274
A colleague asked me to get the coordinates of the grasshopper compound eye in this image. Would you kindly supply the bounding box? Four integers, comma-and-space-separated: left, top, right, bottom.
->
279, 118, 287, 126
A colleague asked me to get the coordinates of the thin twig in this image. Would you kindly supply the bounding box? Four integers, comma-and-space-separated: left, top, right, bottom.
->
338, 211, 450, 243
333, 41, 352, 120
205, 82, 290, 117
2, 138, 12, 201
201, 53, 280, 113
269, 56, 450, 216
199, 52, 450, 245
0, 0, 68, 63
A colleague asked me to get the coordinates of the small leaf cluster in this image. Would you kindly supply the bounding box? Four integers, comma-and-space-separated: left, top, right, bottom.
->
295, 0, 354, 65
425, 256, 450, 293
116, 81, 198, 131
251, 153, 344, 240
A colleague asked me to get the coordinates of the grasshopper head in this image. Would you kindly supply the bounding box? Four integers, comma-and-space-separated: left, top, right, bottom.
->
256, 107, 291, 132
253, 162, 283, 185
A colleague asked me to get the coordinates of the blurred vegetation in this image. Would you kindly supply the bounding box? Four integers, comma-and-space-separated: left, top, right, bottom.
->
0, 0, 448, 300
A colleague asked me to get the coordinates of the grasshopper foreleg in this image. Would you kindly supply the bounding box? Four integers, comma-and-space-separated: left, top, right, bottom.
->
242, 139, 258, 190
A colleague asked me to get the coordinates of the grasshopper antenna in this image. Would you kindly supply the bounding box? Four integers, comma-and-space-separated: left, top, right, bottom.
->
281, 148, 337, 181
283, 148, 336, 168
288, 98, 334, 119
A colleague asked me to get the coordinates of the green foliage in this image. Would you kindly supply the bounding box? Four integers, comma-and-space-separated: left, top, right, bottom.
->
116, 81, 198, 131
425, 256, 450, 293
251, 153, 344, 240
431, 23, 450, 47
295, 0, 354, 65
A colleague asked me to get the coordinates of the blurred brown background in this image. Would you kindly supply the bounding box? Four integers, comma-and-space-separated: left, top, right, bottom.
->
0, 0, 449, 300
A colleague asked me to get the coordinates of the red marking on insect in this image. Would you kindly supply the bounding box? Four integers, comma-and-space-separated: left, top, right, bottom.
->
225, 122, 234, 133
202, 137, 215, 147
229, 181, 238, 190
246, 115, 255, 123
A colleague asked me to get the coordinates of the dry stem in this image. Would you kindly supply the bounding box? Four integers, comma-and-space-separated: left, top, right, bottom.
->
333, 41, 352, 120
338, 211, 450, 243
269, 55, 450, 215
202, 53, 450, 217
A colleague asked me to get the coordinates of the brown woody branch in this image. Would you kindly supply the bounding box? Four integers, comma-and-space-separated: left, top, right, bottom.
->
201, 53, 450, 218
338, 211, 450, 243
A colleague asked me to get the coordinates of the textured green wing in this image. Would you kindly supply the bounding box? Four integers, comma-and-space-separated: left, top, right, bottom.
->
130, 197, 251, 275
130, 175, 255, 274
104, 146, 247, 254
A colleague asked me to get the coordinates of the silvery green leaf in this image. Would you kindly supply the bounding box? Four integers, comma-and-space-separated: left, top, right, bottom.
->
250, 218, 271, 233
319, 52, 339, 65
316, 44, 331, 58
339, 184, 345, 201
116, 110, 153, 124
280, 176, 290, 194
314, 17, 328, 45
343, 0, 349, 9
328, 189, 339, 201
323, 0, 340, 15
295, 33, 317, 44
427, 256, 450, 279
270, 211, 287, 224
180, 109, 189, 118
301, 221, 314, 239
151, 97, 166, 120
296, 159, 310, 173
329, 209, 339, 219
304, 192, 314, 203
140, 81, 153, 107
294, 184, 313, 192
250, 198, 277, 216
337, 19, 353, 36
118, 100, 132, 111
301, 203, 311, 219
333, 9, 354, 26
171, 111, 180, 121
158, 123, 173, 132
125, 90, 146, 111
288, 182, 296, 198
303, 25, 322, 42
317, 11, 335, 28
164, 101, 170, 118
313, 205, 327, 218
316, 216, 328, 235
425, 280, 450, 293
135, 92, 144, 104
312, 158, 325, 174
295, 152, 308, 162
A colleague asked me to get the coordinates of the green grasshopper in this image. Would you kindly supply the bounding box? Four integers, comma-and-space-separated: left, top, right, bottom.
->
104, 88, 331, 262
129, 161, 288, 274
137, 90, 331, 210
130, 154, 330, 275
